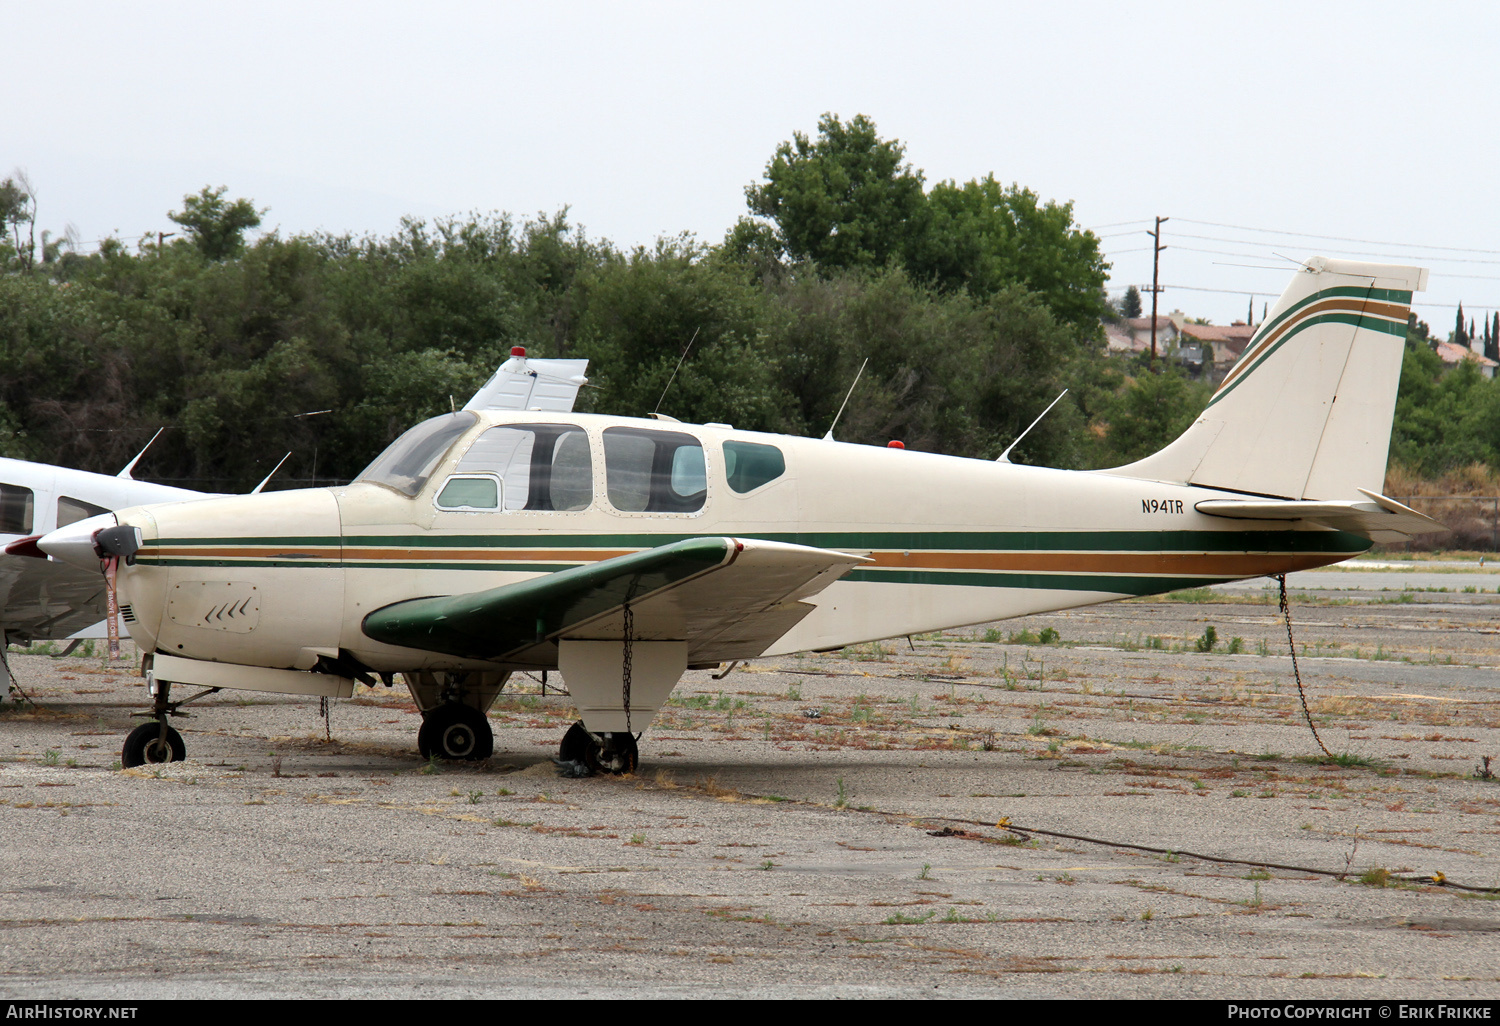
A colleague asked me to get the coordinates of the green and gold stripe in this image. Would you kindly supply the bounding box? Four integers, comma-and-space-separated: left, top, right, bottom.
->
1208, 285, 1412, 409
134, 528, 1369, 593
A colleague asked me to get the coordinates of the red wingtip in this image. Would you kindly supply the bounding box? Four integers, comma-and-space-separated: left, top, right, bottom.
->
4, 535, 47, 559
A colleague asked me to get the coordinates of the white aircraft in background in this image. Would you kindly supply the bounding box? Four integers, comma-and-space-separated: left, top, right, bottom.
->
34, 259, 1446, 771
0, 349, 587, 694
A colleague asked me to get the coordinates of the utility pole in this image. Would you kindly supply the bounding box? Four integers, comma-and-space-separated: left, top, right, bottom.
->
1146, 216, 1168, 371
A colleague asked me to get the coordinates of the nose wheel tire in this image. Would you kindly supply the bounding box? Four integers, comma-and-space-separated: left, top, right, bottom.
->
418, 703, 493, 761
122, 721, 185, 768
559, 720, 638, 776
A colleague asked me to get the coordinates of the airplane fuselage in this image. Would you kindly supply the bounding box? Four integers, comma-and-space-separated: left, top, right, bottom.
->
107, 411, 1366, 685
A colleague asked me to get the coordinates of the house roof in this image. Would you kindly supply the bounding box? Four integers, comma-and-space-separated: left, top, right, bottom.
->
1179, 322, 1256, 359
1434, 340, 1499, 368
1125, 316, 1175, 333
1104, 323, 1148, 352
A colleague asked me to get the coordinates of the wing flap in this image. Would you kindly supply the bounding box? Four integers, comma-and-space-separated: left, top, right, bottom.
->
362, 536, 868, 665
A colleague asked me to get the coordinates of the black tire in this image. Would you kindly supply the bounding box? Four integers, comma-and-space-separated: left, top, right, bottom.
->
417, 703, 493, 761
558, 720, 591, 763
122, 721, 185, 768
558, 720, 638, 776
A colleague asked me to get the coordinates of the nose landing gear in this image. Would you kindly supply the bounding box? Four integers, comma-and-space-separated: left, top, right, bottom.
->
120, 676, 219, 768
122, 720, 185, 766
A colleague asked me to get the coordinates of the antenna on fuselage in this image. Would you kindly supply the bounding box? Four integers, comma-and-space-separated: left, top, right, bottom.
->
652, 327, 700, 417
250, 453, 292, 495
117, 427, 165, 480
822, 357, 869, 441
996, 389, 1068, 464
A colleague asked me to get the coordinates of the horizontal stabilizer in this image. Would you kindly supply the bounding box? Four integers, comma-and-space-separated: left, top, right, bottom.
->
1195, 489, 1444, 540
363, 537, 869, 665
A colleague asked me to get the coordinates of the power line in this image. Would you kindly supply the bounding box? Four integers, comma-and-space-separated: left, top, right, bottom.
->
1173, 217, 1500, 257
1084, 218, 1152, 231
1165, 230, 1500, 267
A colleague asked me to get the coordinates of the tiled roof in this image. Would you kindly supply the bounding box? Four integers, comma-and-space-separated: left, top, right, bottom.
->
1434, 340, 1499, 368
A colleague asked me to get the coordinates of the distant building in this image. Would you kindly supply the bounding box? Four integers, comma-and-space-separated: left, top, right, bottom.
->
1104, 315, 1179, 356
1178, 320, 1256, 381
1434, 339, 1498, 379
1103, 311, 1255, 382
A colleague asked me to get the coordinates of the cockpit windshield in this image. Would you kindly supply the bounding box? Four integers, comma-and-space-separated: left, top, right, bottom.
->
354, 412, 478, 496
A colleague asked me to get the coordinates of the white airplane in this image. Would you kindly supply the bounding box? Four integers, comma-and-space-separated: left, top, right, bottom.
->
34, 258, 1442, 770
0, 349, 587, 696
0, 450, 207, 691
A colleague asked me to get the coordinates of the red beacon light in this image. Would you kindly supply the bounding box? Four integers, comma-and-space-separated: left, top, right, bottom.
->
887, 440, 905, 449
511, 346, 527, 357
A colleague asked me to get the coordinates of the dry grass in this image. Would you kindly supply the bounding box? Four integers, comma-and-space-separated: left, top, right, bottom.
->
1386, 462, 1500, 497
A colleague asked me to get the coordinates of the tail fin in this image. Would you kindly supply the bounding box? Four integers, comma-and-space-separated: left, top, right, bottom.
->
1106, 256, 1428, 499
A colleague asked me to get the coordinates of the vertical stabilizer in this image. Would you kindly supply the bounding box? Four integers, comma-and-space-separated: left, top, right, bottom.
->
1105, 257, 1427, 499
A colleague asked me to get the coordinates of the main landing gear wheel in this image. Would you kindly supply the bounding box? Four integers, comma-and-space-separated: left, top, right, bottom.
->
559, 720, 638, 776
418, 703, 493, 761
121, 721, 185, 768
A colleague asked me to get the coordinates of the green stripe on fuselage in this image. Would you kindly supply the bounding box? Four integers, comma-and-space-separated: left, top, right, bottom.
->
150, 528, 1370, 554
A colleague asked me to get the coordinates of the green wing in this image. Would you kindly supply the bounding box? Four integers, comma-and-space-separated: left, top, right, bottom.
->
362, 536, 867, 666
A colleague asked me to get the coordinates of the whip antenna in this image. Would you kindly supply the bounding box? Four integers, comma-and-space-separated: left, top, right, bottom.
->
997, 389, 1068, 463
822, 357, 869, 441
653, 328, 700, 416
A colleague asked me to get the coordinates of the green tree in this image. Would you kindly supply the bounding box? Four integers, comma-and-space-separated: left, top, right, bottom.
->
761, 268, 1095, 464
906, 175, 1108, 328
1121, 285, 1142, 319
1390, 340, 1500, 475
744, 113, 927, 270
577, 237, 787, 430
0, 173, 36, 272
1099, 363, 1212, 465
169, 186, 265, 260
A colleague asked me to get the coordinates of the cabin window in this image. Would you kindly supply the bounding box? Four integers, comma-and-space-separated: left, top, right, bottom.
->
0, 484, 33, 534
435, 475, 500, 510
58, 496, 110, 529
447, 424, 593, 512
356, 412, 477, 497
722, 441, 786, 493
603, 427, 705, 513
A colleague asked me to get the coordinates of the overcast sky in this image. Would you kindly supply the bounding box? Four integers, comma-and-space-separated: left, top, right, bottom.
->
10, 1, 1497, 329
